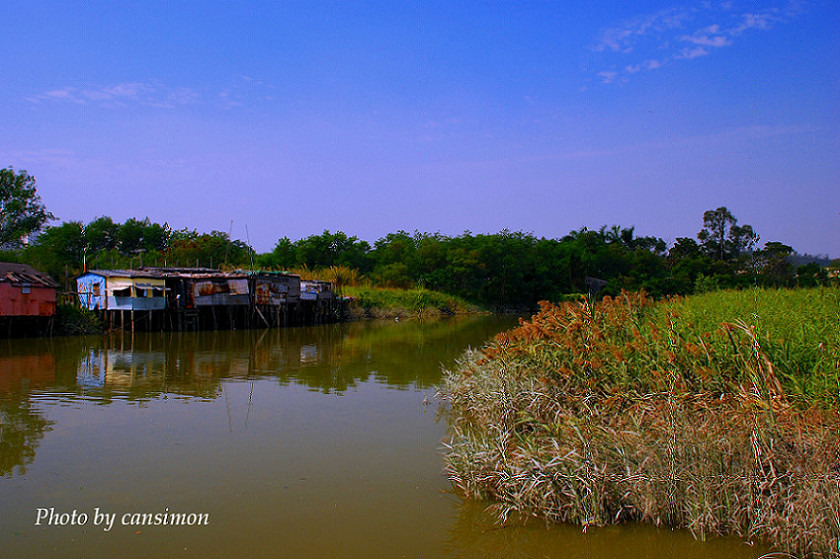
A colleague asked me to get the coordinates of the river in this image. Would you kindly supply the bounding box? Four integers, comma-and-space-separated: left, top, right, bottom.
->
0, 316, 770, 558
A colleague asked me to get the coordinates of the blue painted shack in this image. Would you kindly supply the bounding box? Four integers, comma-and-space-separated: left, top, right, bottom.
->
76, 270, 167, 312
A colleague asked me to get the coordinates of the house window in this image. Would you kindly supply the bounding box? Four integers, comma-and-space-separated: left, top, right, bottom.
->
21, 283, 31, 294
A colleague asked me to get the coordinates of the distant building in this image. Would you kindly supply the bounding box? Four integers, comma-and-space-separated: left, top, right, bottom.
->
252, 272, 301, 306
250, 271, 301, 328
300, 280, 333, 302
0, 262, 59, 317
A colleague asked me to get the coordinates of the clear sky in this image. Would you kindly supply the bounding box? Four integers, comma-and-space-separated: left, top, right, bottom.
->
2, 0, 838, 256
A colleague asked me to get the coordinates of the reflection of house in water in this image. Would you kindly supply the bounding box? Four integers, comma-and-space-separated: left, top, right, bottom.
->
75, 334, 251, 397
0, 353, 57, 391
299, 344, 319, 364
76, 348, 168, 390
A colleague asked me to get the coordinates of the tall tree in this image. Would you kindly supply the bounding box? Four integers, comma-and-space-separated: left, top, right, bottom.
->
25, 221, 86, 288
116, 217, 171, 254
84, 216, 120, 252
697, 206, 759, 261
755, 241, 795, 287
295, 230, 371, 271
0, 168, 54, 249
167, 229, 253, 268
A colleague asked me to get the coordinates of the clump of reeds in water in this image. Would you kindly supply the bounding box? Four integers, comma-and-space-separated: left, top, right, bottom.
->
441, 289, 840, 559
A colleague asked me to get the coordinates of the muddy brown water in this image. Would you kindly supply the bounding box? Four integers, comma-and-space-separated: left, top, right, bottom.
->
0, 316, 771, 558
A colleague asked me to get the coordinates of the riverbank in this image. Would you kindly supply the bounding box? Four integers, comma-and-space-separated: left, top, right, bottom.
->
441, 288, 840, 558
54, 304, 103, 335
343, 286, 483, 319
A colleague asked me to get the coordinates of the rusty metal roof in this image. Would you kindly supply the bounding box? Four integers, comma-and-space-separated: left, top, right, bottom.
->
81, 269, 166, 279
139, 266, 219, 274
0, 262, 60, 288
137, 267, 248, 279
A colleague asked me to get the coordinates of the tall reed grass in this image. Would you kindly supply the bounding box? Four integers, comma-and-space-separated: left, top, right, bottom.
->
344, 285, 479, 319
441, 288, 840, 558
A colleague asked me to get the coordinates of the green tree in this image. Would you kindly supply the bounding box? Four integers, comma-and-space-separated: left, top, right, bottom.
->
257, 236, 297, 270
295, 230, 371, 271
116, 217, 171, 255
167, 229, 253, 268
24, 221, 86, 288
755, 241, 795, 287
84, 216, 120, 252
796, 262, 828, 288
697, 207, 759, 261
0, 168, 54, 249
370, 231, 418, 287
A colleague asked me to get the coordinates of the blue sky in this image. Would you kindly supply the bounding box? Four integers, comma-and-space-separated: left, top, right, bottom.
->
1, 0, 838, 256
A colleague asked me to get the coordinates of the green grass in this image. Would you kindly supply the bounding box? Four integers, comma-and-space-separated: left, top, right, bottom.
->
343, 285, 481, 319
657, 288, 840, 406
55, 303, 103, 335
441, 288, 840, 558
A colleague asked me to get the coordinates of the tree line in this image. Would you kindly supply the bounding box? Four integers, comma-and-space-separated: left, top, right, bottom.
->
1, 167, 835, 305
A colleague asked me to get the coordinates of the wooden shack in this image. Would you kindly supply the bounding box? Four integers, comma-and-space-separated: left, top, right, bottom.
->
300, 280, 335, 323
139, 267, 250, 331
76, 270, 167, 330
300, 280, 332, 302
0, 263, 59, 336
250, 272, 301, 327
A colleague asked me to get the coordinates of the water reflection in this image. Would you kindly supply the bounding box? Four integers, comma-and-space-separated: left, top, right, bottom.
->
0, 317, 770, 558
444, 500, 766, 559
0, 316, 513, 476
3, 316, 510, 403
0, 353, 56, 476
0, 392, 54, 477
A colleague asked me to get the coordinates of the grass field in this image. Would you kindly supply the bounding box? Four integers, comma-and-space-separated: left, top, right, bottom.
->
343, 285, 481, 319
441, 288, 840, 558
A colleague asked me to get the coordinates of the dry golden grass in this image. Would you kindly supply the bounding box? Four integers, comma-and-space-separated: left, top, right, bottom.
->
442, 290, 840, 558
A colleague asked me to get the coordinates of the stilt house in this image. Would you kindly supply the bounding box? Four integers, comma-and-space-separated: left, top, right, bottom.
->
0, 263, 59, 317
76, 270, 167, 311
250, 271, 301, 328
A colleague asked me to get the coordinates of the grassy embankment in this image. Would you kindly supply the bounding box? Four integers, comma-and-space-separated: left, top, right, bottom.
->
441, 288, 840, 558
283, 265, 483, 319
342, 285, 481, 319
54, 303, 103, 335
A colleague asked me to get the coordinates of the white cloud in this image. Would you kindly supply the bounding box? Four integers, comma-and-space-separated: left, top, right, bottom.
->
681, 24, 732, 47
596, 71, 621, 84
626, 59, 664, 73
594, 8, 692, 54
27, 81, 199, 108
677, 46, 710, 60
731, 12, 776, 34
592, 1, 805, 84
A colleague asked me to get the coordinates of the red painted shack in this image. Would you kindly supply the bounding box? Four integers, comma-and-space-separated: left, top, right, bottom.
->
0, 263, 59, 317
